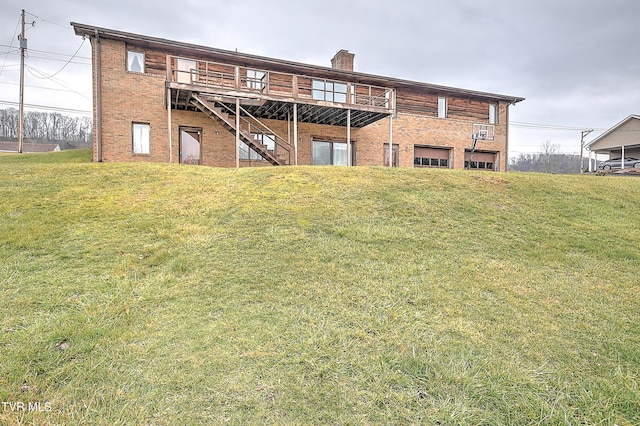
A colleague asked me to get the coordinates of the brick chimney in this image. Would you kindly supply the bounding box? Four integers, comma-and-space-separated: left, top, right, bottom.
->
331, 49, 355, 71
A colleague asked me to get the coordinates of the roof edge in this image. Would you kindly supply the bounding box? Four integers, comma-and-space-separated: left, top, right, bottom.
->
585, 114, 640, 148
71, 22, 524, 104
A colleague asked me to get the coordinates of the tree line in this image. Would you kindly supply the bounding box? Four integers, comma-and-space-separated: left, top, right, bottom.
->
509, 141, 594, 174
0, 108, 92, 149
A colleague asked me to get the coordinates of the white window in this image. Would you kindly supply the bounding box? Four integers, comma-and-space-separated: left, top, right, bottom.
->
312, 141, 353, 165
438, 97, 447, 118
132, 123, 150, 154
489, 104, 498, 124
127, 51, 144, 73
240, 133, 275, 160
312, 79, 348, 103
176, 58, 196, 84
246, 69, 266, 91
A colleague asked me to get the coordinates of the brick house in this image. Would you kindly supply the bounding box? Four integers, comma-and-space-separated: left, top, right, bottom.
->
72, 23, 524, 171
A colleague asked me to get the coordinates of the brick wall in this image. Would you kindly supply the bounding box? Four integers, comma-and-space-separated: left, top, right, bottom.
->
355, 104, 508, 171
98, 39, 169, 163
95, 39, 510, 171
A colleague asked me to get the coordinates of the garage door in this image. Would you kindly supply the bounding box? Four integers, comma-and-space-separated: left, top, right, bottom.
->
414, 147, 451, 168
464, 151, 496, 171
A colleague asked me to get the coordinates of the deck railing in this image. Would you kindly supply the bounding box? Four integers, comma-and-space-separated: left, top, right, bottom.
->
167, 55, 394, 111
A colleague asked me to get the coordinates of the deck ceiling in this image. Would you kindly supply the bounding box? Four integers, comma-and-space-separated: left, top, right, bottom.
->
170, 89, 389, 128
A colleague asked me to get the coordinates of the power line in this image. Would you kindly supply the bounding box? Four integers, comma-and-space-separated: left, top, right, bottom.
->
2, 48, 91, 65
0, 44, 91, 60
0, 15, 21, 78
511, 121, 608, 132
24, 10, 69, 31
26, 55, 91, 66
25, 64, 91, 100
0, 80, 91, 96
28, 47, 91, 60
25, 37, 87, 79
0, 100, 91, 115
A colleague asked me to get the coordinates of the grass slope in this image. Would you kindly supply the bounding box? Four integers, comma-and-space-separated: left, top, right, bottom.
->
1, 150, 639, 425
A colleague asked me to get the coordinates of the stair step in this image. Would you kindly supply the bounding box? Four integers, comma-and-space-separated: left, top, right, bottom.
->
190, 93, 286, 166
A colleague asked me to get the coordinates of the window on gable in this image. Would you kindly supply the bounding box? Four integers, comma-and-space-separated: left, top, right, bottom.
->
132, 123, 150, 154
438, 97, 447, 118
312, 79, 348, 103
127, 51, 144, 73
489, 103, 498, 124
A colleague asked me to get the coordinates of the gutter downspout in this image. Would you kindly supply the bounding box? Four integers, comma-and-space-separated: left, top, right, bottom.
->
94, 29, 103, 162
167, 87, 172, 163
505, 100, 510, 172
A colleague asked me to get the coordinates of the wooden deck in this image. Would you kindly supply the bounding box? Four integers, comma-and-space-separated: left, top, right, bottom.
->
166, 56, 394, 127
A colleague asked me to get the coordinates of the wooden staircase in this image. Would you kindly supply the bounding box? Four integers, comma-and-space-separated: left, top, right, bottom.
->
189, 93, 287, 165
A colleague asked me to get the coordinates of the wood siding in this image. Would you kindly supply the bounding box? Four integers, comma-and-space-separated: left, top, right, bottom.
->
396, 87, 491, 121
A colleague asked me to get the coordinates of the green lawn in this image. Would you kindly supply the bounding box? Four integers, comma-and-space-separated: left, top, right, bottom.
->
1, 150, 639, 425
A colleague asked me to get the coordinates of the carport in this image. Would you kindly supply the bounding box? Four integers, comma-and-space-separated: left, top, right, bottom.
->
586, 115, 640, 171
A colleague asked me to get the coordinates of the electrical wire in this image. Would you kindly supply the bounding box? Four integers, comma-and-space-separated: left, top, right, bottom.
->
25, 64, 91, 100
25, 37, 87, 79
510, 121, 608, 132
27, 54, 91, 66
511, 121, 640, 134
0, 99, 91, 115
0, 16, 21, 79
0, 44, 91, 60
1, 51, 90, 66
24, 11, 69, 31
28, 48, 91, 61
0, 80, 91, 96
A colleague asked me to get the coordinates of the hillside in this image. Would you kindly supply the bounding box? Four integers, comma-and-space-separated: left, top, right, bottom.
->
1, 150, 639, 425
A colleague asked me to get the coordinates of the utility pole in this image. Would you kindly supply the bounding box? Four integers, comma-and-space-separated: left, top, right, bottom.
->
17, 9, 26, 154
579, 129, 593, 174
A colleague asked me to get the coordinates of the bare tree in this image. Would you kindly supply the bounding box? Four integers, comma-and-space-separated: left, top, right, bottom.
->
540, 140, 560, 174
0, 108, 92, 148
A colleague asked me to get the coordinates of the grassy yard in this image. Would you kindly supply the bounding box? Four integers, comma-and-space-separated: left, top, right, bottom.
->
1, 150, 639, 425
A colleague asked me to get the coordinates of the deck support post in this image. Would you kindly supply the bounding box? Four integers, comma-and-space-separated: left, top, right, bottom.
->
347, 109, 352, 166
293, 103, 298, 165
236, 98, 240, 168
167, 88, 172, 163
388, 114, 393, 167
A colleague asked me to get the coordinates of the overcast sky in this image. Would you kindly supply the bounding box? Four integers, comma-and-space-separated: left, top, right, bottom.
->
1, 0, 638, 156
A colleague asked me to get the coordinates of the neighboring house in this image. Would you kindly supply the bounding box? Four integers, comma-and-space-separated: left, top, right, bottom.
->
586, 115, 640, 169
72, 23, 524, 171
0, 140, 61, 153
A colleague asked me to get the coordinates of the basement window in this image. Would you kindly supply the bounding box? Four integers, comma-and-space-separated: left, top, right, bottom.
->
127, 51, 144, 73
132, 123, 150, 154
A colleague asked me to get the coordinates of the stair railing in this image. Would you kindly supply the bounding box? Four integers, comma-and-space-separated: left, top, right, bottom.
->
215, 101, 292, 165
